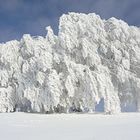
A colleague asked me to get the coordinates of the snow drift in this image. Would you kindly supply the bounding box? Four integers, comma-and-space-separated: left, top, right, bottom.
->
0, 12, 140, 114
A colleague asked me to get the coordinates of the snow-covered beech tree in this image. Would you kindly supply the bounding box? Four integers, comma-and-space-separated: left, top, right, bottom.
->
0, 12, 140, 114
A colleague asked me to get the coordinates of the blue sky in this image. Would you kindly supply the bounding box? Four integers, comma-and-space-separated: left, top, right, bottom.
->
0, 0, 140, 42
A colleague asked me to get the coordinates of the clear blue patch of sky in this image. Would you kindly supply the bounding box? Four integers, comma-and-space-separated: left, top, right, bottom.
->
0, 0, 140, 42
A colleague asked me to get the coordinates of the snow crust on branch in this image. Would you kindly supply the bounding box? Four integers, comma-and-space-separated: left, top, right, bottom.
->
0, 12, 140, 114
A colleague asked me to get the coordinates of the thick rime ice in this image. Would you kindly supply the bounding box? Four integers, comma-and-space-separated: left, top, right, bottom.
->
0, 13, 140, 114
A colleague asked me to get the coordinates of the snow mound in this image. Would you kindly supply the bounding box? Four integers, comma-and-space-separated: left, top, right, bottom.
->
0, 12, 140, 114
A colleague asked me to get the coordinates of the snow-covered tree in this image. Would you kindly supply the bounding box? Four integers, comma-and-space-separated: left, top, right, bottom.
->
0, 12, 140, 114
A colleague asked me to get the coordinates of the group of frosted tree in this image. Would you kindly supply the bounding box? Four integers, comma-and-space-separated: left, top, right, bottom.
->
0, 13, 140, 114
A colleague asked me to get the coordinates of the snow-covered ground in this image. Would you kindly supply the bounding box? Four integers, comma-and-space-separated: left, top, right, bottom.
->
0, 113, 140, 140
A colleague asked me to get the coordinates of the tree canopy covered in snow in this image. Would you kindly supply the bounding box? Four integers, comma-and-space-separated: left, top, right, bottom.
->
0, 12, 140, 114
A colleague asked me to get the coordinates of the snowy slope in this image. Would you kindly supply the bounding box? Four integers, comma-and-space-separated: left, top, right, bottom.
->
0, 112, 140, 140
0, 12, 140, 113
